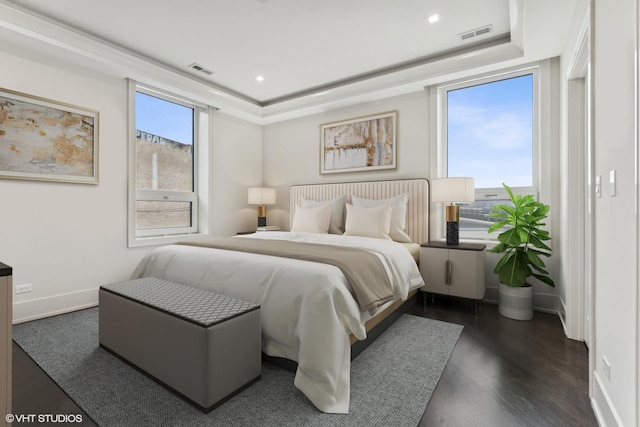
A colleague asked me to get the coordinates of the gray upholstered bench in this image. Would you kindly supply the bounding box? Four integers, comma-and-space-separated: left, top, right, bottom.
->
98, 277, 261, 412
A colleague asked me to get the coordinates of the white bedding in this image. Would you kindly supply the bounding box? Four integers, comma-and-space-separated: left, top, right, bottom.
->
130, 231, 424, 413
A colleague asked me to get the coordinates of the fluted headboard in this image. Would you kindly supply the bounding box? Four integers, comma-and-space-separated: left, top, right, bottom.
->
289, 178, 429, 244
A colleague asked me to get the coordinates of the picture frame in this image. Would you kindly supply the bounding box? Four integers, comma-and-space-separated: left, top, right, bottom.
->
320, 111, 396, 174
0, 87, 99, 184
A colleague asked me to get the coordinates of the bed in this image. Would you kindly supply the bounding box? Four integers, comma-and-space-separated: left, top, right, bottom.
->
130, 178, 429, 414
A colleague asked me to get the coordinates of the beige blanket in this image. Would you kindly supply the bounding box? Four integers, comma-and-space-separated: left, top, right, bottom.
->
178, 237, 394, 313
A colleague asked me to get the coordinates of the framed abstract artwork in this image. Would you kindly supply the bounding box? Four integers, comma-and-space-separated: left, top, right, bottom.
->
320, 111, 396, 174
0, 88, 99, 184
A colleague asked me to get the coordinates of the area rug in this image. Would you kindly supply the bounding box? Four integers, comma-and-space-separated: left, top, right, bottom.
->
13, 308, 462, 427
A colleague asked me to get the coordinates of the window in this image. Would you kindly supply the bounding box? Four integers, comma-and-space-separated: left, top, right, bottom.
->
435, 66, 540, 241
128, 82, 209, 246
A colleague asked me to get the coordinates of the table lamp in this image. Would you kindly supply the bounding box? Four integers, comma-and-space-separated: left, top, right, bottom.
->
431, 177, 475, 245
248, 187, 276, 227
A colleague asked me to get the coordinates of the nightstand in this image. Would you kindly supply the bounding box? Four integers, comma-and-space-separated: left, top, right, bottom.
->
237, 226, 281, 235
419, 241, 486, 313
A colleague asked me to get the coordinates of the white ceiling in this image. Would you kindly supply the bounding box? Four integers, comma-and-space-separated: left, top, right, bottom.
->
0, 0, 582, 123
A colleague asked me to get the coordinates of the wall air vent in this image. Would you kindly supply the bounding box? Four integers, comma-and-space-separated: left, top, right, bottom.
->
188, 63, 215, 75
458, 25, 493, 41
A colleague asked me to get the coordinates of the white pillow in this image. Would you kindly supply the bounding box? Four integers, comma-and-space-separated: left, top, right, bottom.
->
300, 195, 345, 234
351, 193, 412, 242
343, 203, 393, 240
291, 203, 332, 234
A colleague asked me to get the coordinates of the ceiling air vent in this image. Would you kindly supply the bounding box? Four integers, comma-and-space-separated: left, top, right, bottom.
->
188, 63, 215, 76
458, 25, 493, 41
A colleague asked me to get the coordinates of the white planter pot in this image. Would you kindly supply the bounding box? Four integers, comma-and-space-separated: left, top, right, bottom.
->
498, 282, 533, 321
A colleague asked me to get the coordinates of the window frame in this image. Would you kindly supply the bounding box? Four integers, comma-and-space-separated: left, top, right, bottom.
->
128, 80, 209, 247
432, 63, 544, 242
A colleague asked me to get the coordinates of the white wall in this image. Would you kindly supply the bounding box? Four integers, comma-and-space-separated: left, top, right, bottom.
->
212, 112, 264, 235
0, 51, 262, 323
592, 0, 639, 425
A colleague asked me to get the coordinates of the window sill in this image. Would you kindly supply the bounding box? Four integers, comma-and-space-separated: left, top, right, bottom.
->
128, 232, 210, 248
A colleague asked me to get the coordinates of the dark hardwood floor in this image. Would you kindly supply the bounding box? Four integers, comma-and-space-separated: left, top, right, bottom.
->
12, 296, 597, 426
12, 340, 96, 426
414, 296, 597, 427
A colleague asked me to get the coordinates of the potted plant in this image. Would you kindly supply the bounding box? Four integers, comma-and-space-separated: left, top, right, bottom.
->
488, 183, 555, 320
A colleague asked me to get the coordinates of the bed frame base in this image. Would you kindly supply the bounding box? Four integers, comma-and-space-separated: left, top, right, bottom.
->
262, 290, 418, 372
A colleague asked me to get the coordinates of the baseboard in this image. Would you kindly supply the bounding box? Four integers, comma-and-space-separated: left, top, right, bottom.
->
592, 371, 623, 427
483, 286, 497, 304
13, 288, 98, 324
558, 296, 568, 335
484, 285, 559, 314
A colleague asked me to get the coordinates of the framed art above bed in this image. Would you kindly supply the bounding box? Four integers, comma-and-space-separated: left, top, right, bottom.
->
320, 111, 397, 174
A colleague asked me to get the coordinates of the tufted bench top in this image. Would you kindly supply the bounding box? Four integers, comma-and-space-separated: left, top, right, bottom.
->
100, 277, 259, 328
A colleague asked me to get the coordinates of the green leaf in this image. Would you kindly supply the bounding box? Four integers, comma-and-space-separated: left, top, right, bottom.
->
535, 229, 550, 241
526, 249, 545, 267
491, 203, 513, 213
530, 264, 549, 275
502, 228, 525, 246
528, 234, 551, 251
502, 183, 514, 198
517, 228, 529, 243
488, 221, 509, 233
497, 205, 516, 217
490, 242, 509, 254
497, 251, 528, 287
527, 247, 551, 258
532, 273, 555, 287
534, 204, 550, 217
492, 250, 513, 273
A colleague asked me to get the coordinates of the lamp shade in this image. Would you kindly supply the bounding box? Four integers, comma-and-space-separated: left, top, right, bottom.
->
248, 187, 276, 205
431, 177, 475, 203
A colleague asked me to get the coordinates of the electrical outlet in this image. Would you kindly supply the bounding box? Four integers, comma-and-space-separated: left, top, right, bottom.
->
602, 356, 611, 380
15, 283, 32, 294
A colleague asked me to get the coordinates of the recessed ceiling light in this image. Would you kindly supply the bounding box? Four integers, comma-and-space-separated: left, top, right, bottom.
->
256, 75, 265, 82
428, 14, 440, 24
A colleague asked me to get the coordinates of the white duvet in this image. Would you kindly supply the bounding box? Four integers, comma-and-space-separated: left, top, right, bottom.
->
130, 231, 424, 413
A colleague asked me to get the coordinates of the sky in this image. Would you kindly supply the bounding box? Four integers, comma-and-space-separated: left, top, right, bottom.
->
447, 74, 533, 189
136, 92, 194, 145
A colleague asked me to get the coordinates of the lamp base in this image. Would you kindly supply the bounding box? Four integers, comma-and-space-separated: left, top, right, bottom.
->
446, 221, 459, 245
445, 205, 460, 245
257, 205, 267, 227
445, 205, 459, 222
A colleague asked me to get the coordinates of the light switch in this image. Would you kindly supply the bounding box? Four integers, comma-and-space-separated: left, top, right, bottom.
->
595, 176, 601, 198
609, 169, 616, 197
